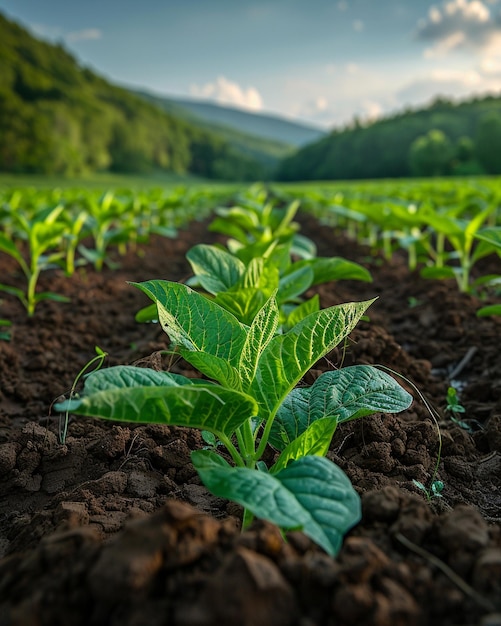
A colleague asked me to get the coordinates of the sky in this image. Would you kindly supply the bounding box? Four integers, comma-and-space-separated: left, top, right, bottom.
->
2, 0, 501, 129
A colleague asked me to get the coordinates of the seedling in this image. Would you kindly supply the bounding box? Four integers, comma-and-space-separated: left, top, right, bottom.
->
0, 205, 70, 315
58, 346, 108, 444
413, 479, 444, 501
57, 282, 412, 556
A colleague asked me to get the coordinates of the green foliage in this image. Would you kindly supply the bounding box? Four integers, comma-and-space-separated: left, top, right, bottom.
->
0, 203, 70, 315
56, 281, 412, 556
0, 14, 264, 180
475, 113, 501, 174
409, 129, 454, 177
276, 96, 501, 181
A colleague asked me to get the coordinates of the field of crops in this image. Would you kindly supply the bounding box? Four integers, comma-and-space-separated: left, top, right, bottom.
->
1, 177, 500, 625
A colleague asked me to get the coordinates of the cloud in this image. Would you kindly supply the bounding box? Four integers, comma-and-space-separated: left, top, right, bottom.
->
190, 76, 263, 111
417, 0, 501, 55
396, 67, 499, 106
352, 19, 364, 32
65, 28, 102, 43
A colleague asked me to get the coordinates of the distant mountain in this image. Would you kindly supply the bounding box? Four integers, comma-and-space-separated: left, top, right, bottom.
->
0, 12, 269, 180
135, 91, 326, 148
134, 90, 296, 172
277, 95, 501, 181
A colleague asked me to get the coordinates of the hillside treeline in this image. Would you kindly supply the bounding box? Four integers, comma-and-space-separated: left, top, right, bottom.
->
277, 97, 501, 181
0, 14, 263, 180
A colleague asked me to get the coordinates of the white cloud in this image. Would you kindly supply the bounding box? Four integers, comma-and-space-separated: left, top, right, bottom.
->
190, 76, 263, 111
353, 19, 364, 32
417, 0, 500, 55
337, 1, 348, 11
396, 67, 500, 107
424, 31, 467, 56
65, 28, 102, 43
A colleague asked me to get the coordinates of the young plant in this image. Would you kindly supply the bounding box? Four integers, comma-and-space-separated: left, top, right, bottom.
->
419, 205, 496, 292
0, 205, 70, 315
185, 242, 371, 329
78, 192, 133, 271
58, 346, 108, 444
57, 281, 412, 556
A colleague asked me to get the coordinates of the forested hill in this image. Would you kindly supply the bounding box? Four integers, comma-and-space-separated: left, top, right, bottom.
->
136, 93, 325, 147
0, 13, 267, 180
277, 96, 501, 181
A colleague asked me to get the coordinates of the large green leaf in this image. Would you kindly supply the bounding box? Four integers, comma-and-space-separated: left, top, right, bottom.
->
250, 299, 374, 417
56, 365, 257, 438
186, 244, 245, 295
308, 365, 413, 423
134, 280, 247, 366
270, 365, 412, 449
192, 450, 360, 556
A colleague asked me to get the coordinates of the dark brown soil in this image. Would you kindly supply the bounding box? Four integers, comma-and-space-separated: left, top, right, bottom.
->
1, 212, 501, 626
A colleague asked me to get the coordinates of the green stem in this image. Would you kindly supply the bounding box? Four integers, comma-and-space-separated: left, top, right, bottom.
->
217, 433, 245, 468
253, 411, 277, 462
26, 268, 40, 316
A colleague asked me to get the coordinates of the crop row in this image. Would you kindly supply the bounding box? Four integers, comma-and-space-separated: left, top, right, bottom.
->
54, 183, 412, 557
0, 184, 234, 317
280, 178, 501, 316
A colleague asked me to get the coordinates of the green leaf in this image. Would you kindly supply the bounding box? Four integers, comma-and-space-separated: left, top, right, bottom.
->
250, 299, 375, 418
34, 292, 71, 304
135, 303, 158, 323
269, 388, 311, 450
270, 417, 338, 473
307, 257, 372, 285
308, 365, 413, 423
193, 451, 360, 557
0, 233, 24, 265
134, 280, 247, 366
270, 365, 412, 449
420, 266, 456, 280
290, 233, 317, 260
55, 365, 257, 438
214, 288, 269, 326
277, 265, 314, 303
186, 244, 245, 295
180, 351, 242, 388
239, 293, 280, 387
477, 304, 501, 317
284, 295, 320, 331
475, 226, 501, 250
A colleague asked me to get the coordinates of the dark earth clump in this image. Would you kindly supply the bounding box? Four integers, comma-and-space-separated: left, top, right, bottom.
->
1, 212, 501, 625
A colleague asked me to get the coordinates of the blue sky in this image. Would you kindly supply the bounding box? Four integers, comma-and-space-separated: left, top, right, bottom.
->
3, 0, 501, 128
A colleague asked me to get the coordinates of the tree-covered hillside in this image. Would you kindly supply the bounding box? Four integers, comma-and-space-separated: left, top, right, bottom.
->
277, 96, 501, 181
0, 13, 265, 180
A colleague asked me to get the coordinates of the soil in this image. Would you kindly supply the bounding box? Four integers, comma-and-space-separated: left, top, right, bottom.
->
1, 211, 501, 626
